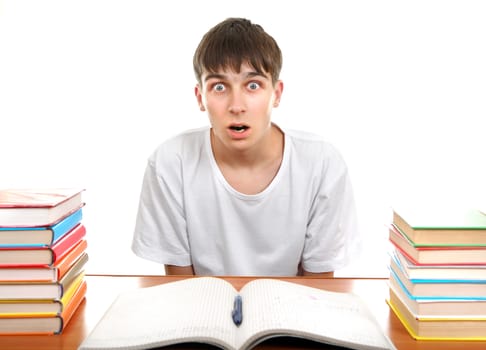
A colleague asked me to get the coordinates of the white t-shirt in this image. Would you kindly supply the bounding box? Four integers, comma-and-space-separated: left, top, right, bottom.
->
132, 126, 360, 275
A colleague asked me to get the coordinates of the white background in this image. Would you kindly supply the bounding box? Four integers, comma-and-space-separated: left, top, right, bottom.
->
1, 0, 485, 277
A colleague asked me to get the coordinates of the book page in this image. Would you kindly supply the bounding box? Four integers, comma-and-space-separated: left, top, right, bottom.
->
79, 277, 238, 350
238, 279, 395, 350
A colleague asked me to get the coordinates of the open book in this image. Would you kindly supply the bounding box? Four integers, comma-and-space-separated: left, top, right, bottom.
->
79, 277, 395, 350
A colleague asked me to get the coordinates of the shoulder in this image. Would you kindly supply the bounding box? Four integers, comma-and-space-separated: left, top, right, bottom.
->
154, 126, 208, 152
283, 128, 346, 167
148, 126, 209, 171
150, 127, 208, 159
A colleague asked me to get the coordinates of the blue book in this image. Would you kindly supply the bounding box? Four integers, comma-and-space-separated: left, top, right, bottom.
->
0, 208, 83, 247
389, 262, 486, 301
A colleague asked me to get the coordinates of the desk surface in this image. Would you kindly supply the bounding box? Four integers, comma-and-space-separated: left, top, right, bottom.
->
0, 275, 485, 350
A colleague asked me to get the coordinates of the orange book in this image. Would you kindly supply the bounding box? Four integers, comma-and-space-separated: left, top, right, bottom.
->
0, 266, 86, 317
0, 224, 86, 267
0, 239, 87, 282
0, 253, 87, 300
0, 276, 87, 334
55, 238, 88, 279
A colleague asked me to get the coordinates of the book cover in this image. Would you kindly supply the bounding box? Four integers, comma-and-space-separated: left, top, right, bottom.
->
53, 241, 88, 281
0, 208, 83, 247
0, 277, 87, 334
0, 241, 87, 282
79, 277, 396, 350
0, 254, 87, 300
387, 289, 486, 340
392, 207, 486, 246
0, 224, 86, 266
388, 277, 486, 317
390, 250, 486, 283
391, 249, 486, 281
389, 225, 486, 265
389, 262, 486, 299
0, 271, 86, 317
0, 188, 85, 227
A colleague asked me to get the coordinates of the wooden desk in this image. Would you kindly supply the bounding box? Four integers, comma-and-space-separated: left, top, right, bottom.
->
0, 275, 484, 350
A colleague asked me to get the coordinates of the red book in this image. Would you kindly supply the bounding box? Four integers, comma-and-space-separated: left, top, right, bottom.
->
0, 238, 88, 282
389, 224, 486, 266
0, 224, 86, 267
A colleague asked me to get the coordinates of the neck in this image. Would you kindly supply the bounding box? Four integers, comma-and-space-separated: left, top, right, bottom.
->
212, 124, 284, 169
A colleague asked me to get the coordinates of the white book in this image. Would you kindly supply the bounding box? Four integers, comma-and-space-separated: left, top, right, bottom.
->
0, 188, 84, 227
79, 277, 396, 350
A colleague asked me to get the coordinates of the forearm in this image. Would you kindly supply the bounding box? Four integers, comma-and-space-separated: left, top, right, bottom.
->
164, 265, 195, 275
297, 263, 334, 277
301, 270, 334, 277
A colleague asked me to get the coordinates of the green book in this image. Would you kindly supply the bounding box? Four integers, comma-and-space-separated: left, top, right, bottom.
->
392, 207, 486, 247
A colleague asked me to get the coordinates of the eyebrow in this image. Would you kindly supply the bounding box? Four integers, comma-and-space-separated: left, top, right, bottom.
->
203, 71, 267, 82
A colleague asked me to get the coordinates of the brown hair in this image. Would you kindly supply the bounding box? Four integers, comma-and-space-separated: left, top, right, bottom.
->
193, 18, 282, 86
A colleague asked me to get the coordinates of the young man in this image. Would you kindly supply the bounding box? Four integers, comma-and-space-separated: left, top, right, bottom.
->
132, 18, 360, 276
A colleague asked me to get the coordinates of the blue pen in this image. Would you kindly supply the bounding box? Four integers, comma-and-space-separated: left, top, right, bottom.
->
232, 295, 243, 326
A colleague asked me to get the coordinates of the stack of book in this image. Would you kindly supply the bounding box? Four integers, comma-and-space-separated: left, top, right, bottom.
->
387, 206, 486, 340
0, 188, 88, 335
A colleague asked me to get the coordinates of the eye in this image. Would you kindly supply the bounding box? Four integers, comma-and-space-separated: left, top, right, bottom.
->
213, 83, 225, 92
247, 81, 260, 90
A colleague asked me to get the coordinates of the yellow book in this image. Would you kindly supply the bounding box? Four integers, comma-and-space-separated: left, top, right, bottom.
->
0, 275, 86, 334
387, 292, 486, 340
0, 266, 85, 317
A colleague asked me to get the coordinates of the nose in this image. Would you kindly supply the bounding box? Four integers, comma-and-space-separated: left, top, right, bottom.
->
228, 90, 246, 114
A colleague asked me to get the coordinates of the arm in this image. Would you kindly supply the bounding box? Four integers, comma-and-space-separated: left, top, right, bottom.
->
298, 263, 334, 277
301, 143, 360, 278
165, 265, 195, 275
301, 270, 334, 278
132, 152, 193, 272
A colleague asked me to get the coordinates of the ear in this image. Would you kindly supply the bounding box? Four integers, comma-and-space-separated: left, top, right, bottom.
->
195, 85, 206, 111
273, 80, 284, 108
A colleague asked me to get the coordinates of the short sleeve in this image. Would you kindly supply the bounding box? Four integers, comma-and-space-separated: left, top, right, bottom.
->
131, 151, 192, 267
301, 145, 361, 273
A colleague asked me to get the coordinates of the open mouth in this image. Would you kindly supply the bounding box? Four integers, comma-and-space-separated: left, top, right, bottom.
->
229, 125, 249, 133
